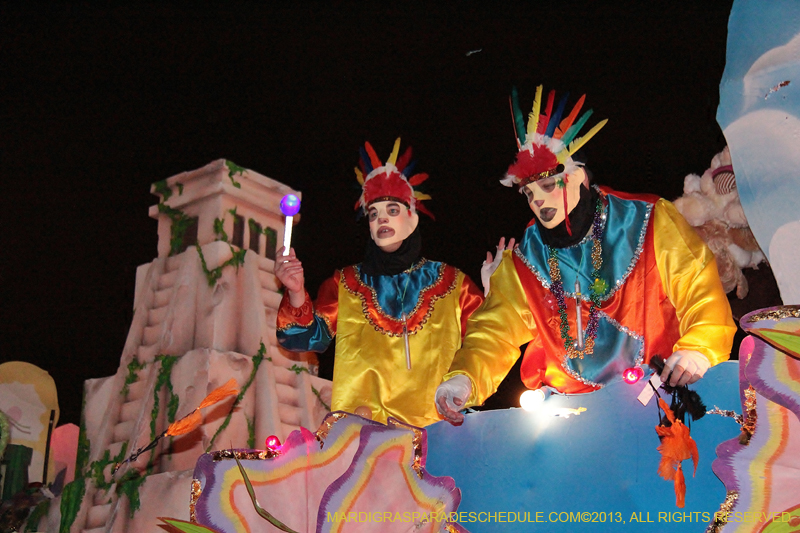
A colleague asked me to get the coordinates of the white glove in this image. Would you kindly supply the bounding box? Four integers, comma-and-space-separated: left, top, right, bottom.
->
481, 237, 515, 296
661, 350, 711, 387
435, 374, 472, 425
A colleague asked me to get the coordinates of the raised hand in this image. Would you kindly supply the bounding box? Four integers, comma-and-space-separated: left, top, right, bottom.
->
275, 247, 306, 307
480, 237, 516, 295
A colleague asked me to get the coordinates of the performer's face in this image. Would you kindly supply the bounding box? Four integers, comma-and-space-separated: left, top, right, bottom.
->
368, 200, 419, 252
523, 168, 586, 229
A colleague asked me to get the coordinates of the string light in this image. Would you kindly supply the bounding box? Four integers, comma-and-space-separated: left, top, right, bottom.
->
520, 389, 547, 411
622, 367, 644, 384
265, 435, 281, 451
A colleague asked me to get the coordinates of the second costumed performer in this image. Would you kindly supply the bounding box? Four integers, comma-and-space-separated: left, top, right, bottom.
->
436, 86, 737, 424
276, 138, 484, 427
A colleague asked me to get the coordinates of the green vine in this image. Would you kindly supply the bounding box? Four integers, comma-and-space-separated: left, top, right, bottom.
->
158, 203, 194, 256
247, 417, 256, 449
311, 385, 331, 412
116, 469, 148, 517
75, 399, 91, 474
289, 364, 310, 375
213, 218, 228, 243
225, 160, 245, 188
153, 180, 173, 202
206, 343, 266, 451
121, 358, 147, 398
247, 218, 260, 237
151, 355, 180, 440
196, 243, 247, 287
89, 443, 129, 492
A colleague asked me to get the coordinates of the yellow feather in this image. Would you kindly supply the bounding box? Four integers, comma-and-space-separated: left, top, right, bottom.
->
387, 137, 401, 166
556, 150, 569, 164
567, 119, 608, 155
355, 167, 364, 185
413, 191, 432, 200
527, 85, 543, 136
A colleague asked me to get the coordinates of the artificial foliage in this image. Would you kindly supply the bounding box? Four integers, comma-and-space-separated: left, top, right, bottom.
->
205, 343, 266, 452
158, 203, 194, 257
224, 160, 245, 188
153, 180, 173, 202
121, 357, 146, 398
151, 355, 180, 441
196, 244, 247, 287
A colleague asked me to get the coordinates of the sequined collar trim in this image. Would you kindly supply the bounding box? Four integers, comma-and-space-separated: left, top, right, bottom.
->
341, 261, 459, 336
515, 195, 653, 302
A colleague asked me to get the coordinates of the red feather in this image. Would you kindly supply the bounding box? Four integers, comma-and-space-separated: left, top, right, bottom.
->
536, 89, 556, 135
555, 94, 586, 139
395, 146, 414, 173
415, 201, 435, 220
364, 141, 383, 170
506, 146, 559, 182
362, 169, 413, 207
408, 173, 429, 186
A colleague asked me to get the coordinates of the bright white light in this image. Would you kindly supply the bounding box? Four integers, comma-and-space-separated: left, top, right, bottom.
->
520, 389, 546, 411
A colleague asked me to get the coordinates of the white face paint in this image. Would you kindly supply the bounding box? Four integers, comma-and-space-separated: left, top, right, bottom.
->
367, 200, 419, 252
523, 168, 586, 229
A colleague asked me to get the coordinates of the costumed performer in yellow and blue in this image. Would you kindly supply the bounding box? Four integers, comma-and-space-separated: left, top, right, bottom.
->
436, 86, 736, 424
275, 138, 484, 427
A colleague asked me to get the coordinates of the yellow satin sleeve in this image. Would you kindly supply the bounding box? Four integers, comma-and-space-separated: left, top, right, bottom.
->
652, 199, 735, 365
443, 250, 535, 407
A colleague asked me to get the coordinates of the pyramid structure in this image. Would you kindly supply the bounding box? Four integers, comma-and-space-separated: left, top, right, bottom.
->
39, 160, 332, 532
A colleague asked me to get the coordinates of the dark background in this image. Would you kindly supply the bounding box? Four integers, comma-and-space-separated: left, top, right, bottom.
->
2, 2, 743, 426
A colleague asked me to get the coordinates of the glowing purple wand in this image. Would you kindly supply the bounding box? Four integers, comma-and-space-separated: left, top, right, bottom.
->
280, 194, 301, 256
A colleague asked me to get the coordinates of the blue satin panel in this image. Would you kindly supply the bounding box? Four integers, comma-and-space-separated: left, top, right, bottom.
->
516, 193, 652, 300
358, 261, 444, 319
276, 315, 334, 353
563, 313, 644, 385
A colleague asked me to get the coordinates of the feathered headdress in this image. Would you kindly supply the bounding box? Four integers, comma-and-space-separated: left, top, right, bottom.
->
502, 85, 608, 189
355, 138, 434, 219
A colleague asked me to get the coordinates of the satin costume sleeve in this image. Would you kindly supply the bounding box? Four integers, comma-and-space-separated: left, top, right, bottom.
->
458, 273, 485, 339
276, 271, 340, 353
652, 199, 735, 365
442, 251, 536, 407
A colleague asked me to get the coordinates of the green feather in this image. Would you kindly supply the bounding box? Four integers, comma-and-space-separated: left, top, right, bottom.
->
560, 109, 593, 147
511, 87, 527, 146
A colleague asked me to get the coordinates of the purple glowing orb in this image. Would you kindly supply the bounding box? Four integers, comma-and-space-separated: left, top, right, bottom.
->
280, 194, 301, 216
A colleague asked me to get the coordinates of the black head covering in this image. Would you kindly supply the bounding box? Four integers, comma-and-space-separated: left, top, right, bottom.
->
360, 225, 422, 276
536, 184, 599, 248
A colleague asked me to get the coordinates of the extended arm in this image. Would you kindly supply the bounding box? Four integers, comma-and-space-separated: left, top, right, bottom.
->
653, 199, 736, 385
276, 269, 340, 353
438, 251, 536, 422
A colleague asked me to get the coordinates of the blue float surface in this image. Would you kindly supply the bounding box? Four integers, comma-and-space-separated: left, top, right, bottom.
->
425, 362, 741, 532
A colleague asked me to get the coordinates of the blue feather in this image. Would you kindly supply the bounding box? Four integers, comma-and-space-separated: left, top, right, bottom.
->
359, 147, 373, 174
403, 159, 417, 177
545, 92, 569, 139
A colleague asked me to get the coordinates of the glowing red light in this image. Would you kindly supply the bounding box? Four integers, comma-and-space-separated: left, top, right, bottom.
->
265, 435, 281, 451
622, 367, 644, 384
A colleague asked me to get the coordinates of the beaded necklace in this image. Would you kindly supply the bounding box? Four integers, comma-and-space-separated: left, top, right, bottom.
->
546, 198, 608, 359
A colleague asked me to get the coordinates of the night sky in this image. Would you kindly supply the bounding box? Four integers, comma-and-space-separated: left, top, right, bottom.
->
2, 2, 738, 426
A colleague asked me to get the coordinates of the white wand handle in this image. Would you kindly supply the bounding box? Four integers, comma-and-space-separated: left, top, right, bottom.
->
282, 216, 293, 256
279, 194, 301, 257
